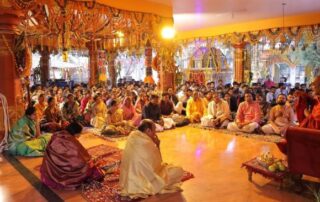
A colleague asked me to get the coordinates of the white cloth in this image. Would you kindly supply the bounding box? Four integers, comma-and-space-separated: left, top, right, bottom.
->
174, 102, 184, 115
227, 122, 259, 133
207, 100, 230, 119
261, 124, 278, 135
202, 100, 230, 128
119, 130, 184, 199
201, 116, 229, 128
163, 118, 175, 129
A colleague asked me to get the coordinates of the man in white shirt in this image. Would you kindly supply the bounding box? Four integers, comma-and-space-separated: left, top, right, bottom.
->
201, 92, 231, 128
266, 86, 276, 104
275, 83, 288, 99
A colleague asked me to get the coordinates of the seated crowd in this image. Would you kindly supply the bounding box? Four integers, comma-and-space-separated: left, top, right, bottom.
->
5, 76, 320, 196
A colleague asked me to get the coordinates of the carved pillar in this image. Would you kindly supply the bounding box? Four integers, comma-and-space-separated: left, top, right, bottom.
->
233, 43, 246, 83
159, 45, 175, 92
87, 41, 98, 86
243, 46, 252, 84
40, 46, 49, 86
144, 39, 155, 84
107, 51, 117, 88
160, 70, 175, 92
0, 5, 24, 141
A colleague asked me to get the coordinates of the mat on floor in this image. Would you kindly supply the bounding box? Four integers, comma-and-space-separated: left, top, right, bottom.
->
83, 144, 194, 202
190, 124, 283, 143
83, 128, 129, 142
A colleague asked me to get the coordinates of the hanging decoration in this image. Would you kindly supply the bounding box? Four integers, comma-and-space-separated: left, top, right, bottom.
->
97, 50, 107, 82
12, 0, 172, 53
175, 21, 320, 53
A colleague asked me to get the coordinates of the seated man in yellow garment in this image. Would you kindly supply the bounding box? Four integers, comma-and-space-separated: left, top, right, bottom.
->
186, 91, 205, 123
119, 119, 184, 199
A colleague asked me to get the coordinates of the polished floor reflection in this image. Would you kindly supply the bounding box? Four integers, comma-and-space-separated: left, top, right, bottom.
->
0, 127, 310, 202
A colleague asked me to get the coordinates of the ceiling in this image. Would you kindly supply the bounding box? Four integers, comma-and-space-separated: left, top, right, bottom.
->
148, 0, 320, 31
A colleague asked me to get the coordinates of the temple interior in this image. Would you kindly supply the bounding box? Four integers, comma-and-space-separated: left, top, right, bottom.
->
0, 0, 320, 202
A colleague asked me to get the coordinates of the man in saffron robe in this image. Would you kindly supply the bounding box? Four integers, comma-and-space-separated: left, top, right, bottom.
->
119, 119, 184, 199
186, 91, 205, 123
40, 122, 103, 190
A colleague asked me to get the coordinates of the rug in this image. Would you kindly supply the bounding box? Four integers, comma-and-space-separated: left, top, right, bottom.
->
83, 144, 194, 202
190, 124, 283, 143
83, 128, 129, 142
87, 144, 122, 173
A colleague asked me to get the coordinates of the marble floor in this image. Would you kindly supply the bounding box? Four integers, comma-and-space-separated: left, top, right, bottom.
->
0, 126, 311, 202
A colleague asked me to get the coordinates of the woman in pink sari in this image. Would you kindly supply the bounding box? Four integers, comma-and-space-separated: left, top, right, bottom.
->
122, 97, 141, 126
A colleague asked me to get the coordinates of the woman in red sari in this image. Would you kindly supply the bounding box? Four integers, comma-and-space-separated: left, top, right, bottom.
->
277, 76, 320, 154
40, 122, 103, 190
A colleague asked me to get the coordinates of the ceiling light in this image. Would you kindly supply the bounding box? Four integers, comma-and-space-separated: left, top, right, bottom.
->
116, 31, 124, 38
161, 27, 175, 39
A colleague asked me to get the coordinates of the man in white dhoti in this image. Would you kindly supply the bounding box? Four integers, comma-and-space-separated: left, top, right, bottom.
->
119, 119, 184, 199
261, 94, 295, 136
201, 92, 231, 128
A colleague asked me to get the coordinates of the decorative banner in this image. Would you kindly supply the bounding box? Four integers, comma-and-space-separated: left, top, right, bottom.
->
189, 70, 206, 84
175, 24, 320, 51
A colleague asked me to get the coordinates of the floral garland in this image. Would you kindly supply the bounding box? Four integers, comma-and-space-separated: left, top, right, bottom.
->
176, 24, 320, 49
1, 34, 31, 77
1, 35, 19, 74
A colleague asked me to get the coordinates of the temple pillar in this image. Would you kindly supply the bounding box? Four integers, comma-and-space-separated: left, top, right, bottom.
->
39, 46, 50, 86
0, 5, 25, 141
107, 51, 117, 88
144, 39, 155, 84
160, 70, 175, 92
159, 45, 175, 92
233, 43, 246, 83
87, 41, 98, 86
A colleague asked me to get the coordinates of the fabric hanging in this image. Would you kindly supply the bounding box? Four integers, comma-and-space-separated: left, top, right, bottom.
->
0, 93, 10, 153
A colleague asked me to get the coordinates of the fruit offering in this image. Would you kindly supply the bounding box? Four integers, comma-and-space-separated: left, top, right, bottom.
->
256, 152, 274, 167
256, 152, 287, 172
268, 160, 286, 172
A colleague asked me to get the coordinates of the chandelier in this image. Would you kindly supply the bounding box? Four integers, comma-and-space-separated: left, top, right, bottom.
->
279, 2, 288, 51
